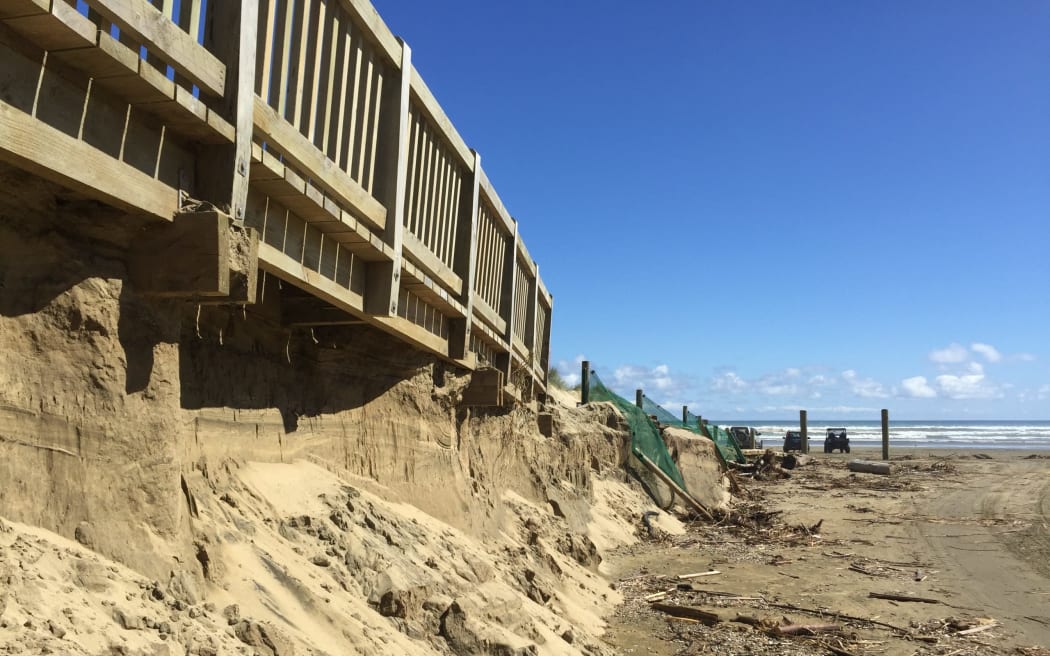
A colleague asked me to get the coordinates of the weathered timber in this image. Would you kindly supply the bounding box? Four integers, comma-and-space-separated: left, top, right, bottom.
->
849, 460, 892, 476
536, 413, 553, 438
868, 592, 943, 604
649, 603, 723, 625
460, 368, 504, 407
129, 210, 258, 302
773, 623, 841, 636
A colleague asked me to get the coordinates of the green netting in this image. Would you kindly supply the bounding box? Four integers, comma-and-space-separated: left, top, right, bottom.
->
586, 372, 688, 491
638, 394, 746, 464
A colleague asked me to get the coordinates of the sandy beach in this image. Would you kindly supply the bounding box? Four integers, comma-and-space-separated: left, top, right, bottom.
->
603, 447, 1050, 655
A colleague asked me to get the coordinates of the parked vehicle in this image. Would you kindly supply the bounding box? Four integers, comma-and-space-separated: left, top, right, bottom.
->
728, 426, 761, 449
824, 428, 850, 453
783, 430, 802, 452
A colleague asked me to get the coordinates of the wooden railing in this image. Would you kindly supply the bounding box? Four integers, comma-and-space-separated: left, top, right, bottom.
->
0, 0, 552, 401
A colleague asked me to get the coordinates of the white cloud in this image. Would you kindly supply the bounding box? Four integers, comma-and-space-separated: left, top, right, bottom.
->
971, 343, 1002, 363
1038, 384, 1050, 401
711, 371, 748, 394
1014, 353, 1037, 363
900, 376, 937, 398
935, 370, 1002, 400
841, 370, 889, 399
929, 343, 969, 364
610, 363, 689, 400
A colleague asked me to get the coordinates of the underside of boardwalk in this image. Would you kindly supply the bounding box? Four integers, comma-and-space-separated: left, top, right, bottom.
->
0, 0, 552, 405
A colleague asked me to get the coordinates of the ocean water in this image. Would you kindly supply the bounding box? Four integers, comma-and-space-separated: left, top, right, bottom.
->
713, 420, 1050, 450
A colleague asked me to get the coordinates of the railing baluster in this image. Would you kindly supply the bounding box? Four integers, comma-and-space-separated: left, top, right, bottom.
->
290, 0, 313, 131
256, 0, 277, 100
275, 0, 296, 119
354, 47, 374, 184
305, 0, 327, 145
319, 5, 341, 153
333, 22, 354, 169
364, 68, 382, 193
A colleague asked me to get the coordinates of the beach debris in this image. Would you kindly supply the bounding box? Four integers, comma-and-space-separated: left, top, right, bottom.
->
755, 450, 792, 480
868, 591, 943, 604
848, 460, 892, 476
649, 602, 723, 625
772, 622, 842, 636
781, 453, 811, 470
643, 588, 675, 602
676, 570, 720, 580
955, 620, 998, 635
641, 511, 660, 538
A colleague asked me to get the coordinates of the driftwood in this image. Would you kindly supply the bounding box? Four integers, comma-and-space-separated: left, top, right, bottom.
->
956, 622, 998, 635
650, 603, 723, 625
868, 592, 943, 604
773, 623, 841, 636
643, 588, 675, 601
781, 453, 811, 470
762, 601, 911, 635
677, 570, 720, 580
848, 460, 892, 475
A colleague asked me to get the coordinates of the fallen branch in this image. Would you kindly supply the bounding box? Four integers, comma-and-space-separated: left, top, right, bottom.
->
762, 601, 910, 635
868, 592, 943, 604
956, 622, 998, 636
650, 603, 723, 625
773, 623, 842, 636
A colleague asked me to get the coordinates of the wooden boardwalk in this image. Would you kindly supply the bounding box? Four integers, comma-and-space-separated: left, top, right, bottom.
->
0, 0, 551, 404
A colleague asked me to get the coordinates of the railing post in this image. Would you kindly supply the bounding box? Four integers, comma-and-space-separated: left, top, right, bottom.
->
540, 295, 552, 387
496, 221, 519, 384
365, 40, 411, 317
635, 389, 643, 409
199, 0, 259, 223
682, 406, 688, 425
580, 360, 590, 405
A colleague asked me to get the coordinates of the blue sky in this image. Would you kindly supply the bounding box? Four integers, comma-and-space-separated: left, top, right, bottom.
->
373, 1, 1050, 420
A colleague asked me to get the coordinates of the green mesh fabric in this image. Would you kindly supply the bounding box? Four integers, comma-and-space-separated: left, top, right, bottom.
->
638, 398, 747, 464
587, 373, 688, 491
640, 394, 684, 427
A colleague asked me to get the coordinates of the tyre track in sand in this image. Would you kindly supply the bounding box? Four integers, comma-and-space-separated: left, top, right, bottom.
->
912, 458, 1050, 648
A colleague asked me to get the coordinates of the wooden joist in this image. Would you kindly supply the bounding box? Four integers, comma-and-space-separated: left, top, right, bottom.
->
253, 96, 388, 233
0, 97, 177, 219
84, 0, 226, 97
0, 0, 49, 19
248, 144, 391, 256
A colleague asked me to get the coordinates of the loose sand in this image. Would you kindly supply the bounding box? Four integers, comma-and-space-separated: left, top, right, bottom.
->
604, 447, 1050, 655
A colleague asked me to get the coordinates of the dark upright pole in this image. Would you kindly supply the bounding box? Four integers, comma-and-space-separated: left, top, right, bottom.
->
881, 408, 890, 460
580, 361, 590, 405
800, 410, 808, 454
635, 389, 643, 409
682, 405, 688, 426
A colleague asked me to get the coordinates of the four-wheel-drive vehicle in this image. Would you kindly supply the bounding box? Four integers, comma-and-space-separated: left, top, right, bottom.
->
824, 428, 850, 453
783, 430, 802, 452
729, 426, 761, 449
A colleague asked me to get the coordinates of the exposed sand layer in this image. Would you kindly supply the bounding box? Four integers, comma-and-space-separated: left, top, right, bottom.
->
604, 447, 1050, 655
